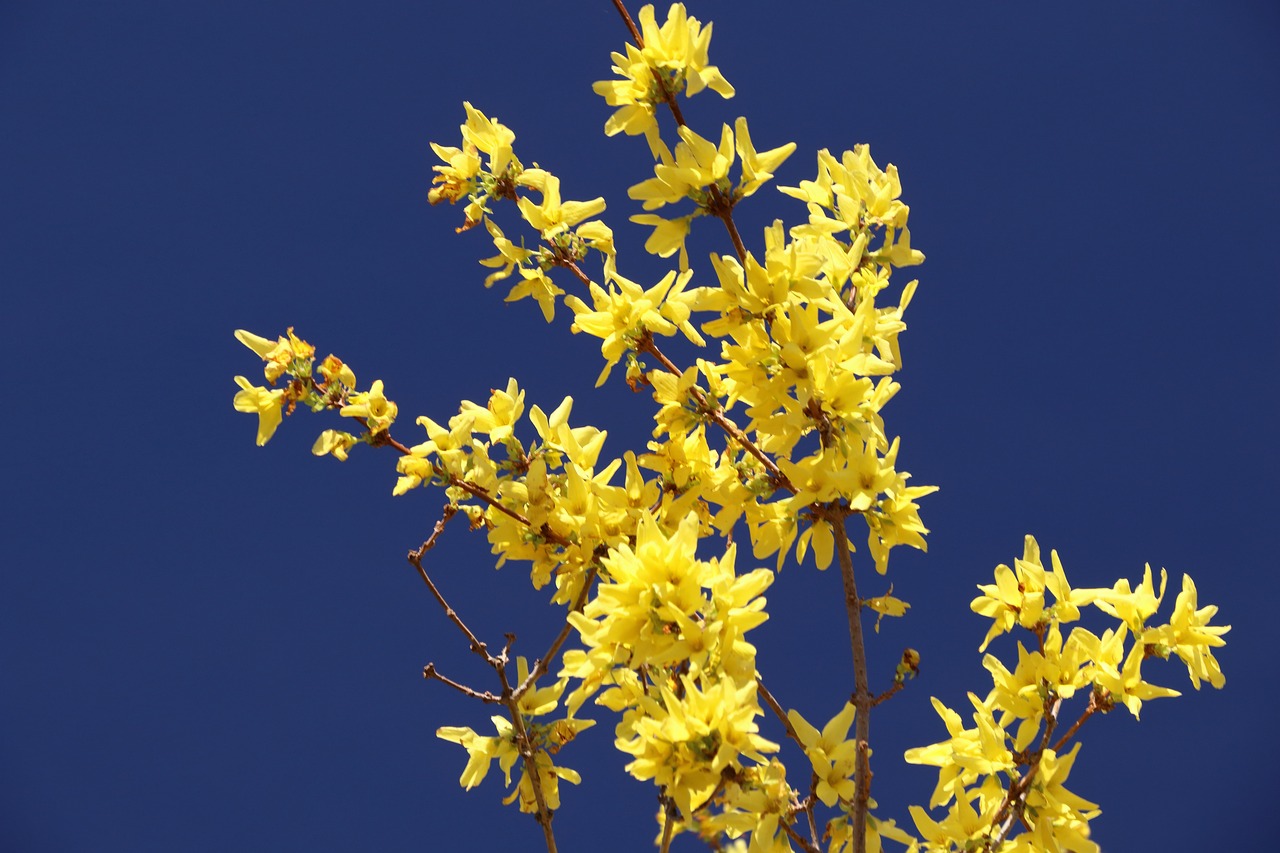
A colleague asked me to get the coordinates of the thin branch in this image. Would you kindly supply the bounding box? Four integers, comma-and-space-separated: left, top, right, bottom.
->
409, 511, 558, 851
659, 796, 677, 853
706, 187, 748, 263
363, 417, 569, 545
562, 258, 594, 288
830, 509, 872, 853
984, 697, 1063, 851
779, 817, 822, 853
755, 678, 826, 851
1051, 691, 1101, 753
756, 675, 806, 750
610, 0, 643, 46
514, 562, 602, 701
871, 680, 907, 707
422, 663, 500, 703
496, 661, 559, 853
797, 771, 822, 851
407, 511, 499, 665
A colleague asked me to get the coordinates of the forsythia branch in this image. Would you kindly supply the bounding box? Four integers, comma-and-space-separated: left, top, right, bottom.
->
231, 3, 1230, 851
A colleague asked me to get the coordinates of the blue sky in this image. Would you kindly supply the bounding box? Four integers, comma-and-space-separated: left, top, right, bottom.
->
2, 1, 1277, 851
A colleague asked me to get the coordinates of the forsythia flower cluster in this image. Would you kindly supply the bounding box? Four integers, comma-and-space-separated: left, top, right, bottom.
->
233, 4, 1228, 852
593, 4, 733, 150
233, 327, 382, 457
905, 536, 1227, 852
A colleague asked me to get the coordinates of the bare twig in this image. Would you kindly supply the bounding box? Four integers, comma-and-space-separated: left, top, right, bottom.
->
514, 562, 601, 701
803, 775, 821, 848
756, 676, 805, 750
705, 186, 748, 263
779, 817, 822, 853
871, 681, 907, 707
407, 510, 500, 665
422, 663, 500, 703
610, 0, 643, 48
408, 511, 559, 851
1052, 690, 1102, 753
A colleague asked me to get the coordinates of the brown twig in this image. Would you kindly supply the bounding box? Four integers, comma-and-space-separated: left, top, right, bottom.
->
829, 510, 872, 853
755, 676, 805, 750
407, 510, 498, 664
408, 511, 559, 852
362, 417, 569, 546
779, 817, 822, 853
756, 676, 825, 849
705, 186, 748, 263
659, 795, 678, 853
1051, 691, 1100, 753
871, 681, 906, 707
983, 696, 1063, 851
514, 562, 602, 701
610, 0, 643, 47
562, 258, 594, 288
422, 663, 500, 703
804, 792, 820, 851
495, 661, 560, 853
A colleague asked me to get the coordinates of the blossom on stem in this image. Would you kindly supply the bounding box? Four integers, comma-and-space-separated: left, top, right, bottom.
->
629, 124, 734, 211
733, 116, 795, 200
235, 327, 314, 384
311, 429, 358, 461
786, 701, 859, 806
1142, 574, 1230, 689
232, 377, 285, 446
971, 536, 1086, 652
592, 4, 733, 146
515, 169, 607, 240
339, 379, 398, 434
615, 672, 777, 816
564, 268, 701, 386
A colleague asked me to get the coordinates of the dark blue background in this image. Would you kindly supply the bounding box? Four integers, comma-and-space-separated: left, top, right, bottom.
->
3, 1, 1276, 850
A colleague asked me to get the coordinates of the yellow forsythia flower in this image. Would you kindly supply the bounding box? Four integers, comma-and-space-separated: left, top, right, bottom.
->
232, 377, 284, 446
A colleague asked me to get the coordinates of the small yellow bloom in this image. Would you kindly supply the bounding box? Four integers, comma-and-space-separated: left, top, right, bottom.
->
339, 379, 398, 434
634, 4, 733, 99
316, 354, 355, 389
515, 169, 606, 239
427, 141, 481, 206
235, 328, 313, 384
629, 212, 695, 270
460, 101, 516, 176
478, 219, 533, 287
865, 586, 910, 633
435, 722, 511, 791
312, 429, 358, 461
591, 4, 733, 146
733, 117, 794, 199
629, 124, 734, 211
232, 376, 285, 446
563, 269, 699, 386
1142, 574, 1230, 689
787, 701, 859, 806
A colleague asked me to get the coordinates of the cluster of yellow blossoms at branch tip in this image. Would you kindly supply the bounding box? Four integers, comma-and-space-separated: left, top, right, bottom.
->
233, 4, 1228, 853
